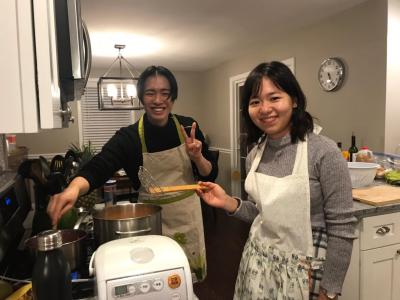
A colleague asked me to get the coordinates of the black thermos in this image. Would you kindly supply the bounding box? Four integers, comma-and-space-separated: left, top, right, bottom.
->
32, 230, 72, 300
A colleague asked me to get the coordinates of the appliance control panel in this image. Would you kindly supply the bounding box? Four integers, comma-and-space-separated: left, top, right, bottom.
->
0, 185, 18, 225
106, 268, 189, 299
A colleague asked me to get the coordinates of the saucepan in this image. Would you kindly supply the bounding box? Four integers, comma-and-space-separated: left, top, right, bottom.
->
25, 229, 87, 271
91, 203, 162, 247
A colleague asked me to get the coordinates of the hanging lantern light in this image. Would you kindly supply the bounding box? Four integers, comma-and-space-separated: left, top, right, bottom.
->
97, 44, 142, 110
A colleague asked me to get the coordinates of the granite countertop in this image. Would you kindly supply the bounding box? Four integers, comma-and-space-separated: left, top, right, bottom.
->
352, 179, 400, 219
353, 200, 400, 218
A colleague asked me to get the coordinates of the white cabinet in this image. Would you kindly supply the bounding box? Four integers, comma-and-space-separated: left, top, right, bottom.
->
0, 0, 64, 133
342, 212, 400, 300
0, 0, 38, 133
360, 244, 400, 300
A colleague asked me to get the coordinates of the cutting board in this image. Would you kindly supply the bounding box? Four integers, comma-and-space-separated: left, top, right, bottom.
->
352, 185, 400, 206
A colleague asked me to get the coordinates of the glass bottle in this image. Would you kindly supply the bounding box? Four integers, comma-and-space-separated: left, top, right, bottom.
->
348, 133, 358, 162
32, 230, 72, 300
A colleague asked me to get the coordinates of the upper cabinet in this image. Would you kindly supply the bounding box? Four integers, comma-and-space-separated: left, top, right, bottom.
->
0, 0, 91, 134
0, 0, 38, 133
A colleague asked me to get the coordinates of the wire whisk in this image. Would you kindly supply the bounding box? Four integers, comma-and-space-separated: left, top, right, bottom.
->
138, 166, 165, 196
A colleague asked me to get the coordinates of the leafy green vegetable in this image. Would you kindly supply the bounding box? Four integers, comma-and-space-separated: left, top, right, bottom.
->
384, 170, 400, 185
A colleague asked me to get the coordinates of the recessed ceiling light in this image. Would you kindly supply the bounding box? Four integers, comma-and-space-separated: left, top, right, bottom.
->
90, 32, 162, 57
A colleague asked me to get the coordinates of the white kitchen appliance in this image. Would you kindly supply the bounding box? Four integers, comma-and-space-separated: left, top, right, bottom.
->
90, 235, 194, 300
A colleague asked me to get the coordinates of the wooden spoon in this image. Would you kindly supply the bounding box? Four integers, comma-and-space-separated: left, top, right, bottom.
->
149, 184, 207, 194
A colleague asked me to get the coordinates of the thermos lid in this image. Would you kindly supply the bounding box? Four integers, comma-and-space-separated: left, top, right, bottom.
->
37, 230, 62, 251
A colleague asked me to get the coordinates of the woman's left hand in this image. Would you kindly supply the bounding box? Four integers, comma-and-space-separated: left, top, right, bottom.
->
181, 122, 203, 162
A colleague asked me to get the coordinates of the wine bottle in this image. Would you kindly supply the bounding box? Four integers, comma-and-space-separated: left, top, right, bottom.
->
348, 133, 358, 162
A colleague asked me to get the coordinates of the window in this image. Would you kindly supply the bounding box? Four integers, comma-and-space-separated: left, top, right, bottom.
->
78, 82, 143, 152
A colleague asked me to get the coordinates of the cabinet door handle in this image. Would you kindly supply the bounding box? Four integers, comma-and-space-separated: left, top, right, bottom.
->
376, 226, 391, 235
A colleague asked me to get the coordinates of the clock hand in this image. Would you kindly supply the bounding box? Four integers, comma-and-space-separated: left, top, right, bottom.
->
327, 72, 332, 80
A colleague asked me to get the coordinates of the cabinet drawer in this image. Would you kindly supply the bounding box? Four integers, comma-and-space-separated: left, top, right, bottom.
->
360, 212, 400, 250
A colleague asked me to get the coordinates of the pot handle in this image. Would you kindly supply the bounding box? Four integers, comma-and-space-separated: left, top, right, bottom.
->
115, 227, 152, 235
73, 209, 90, 230
88, 251, 96, 276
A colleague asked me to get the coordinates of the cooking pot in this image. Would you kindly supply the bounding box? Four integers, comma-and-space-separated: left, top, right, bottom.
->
92, 203, 162, 246
25, 229, 87, 271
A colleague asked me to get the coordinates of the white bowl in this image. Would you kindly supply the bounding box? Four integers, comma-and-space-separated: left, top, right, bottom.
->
347, 162, 379, 188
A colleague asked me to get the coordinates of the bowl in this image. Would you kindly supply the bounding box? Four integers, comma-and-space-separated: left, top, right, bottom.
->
348, 162, 379, 188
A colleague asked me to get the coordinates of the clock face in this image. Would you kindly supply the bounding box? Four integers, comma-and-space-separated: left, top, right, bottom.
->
318, 58, 345, 91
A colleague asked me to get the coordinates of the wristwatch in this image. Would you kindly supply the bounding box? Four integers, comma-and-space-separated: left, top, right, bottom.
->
320, 287, 338, 299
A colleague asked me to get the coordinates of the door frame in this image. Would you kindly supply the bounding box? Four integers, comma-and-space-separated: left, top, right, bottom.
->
229, 71, 249, 197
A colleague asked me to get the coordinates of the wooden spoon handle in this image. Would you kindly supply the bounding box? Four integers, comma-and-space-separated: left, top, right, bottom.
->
149, 184, 206, 194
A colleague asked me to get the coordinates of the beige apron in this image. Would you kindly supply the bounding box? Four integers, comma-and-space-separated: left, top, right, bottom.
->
137, 115, 207, 282
234, 136, 324, 300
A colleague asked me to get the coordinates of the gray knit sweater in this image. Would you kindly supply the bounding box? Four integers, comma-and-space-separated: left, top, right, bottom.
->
232, 132, 357, 293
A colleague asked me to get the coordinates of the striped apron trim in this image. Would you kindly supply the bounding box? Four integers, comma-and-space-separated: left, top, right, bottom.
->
309, 227, 328, 300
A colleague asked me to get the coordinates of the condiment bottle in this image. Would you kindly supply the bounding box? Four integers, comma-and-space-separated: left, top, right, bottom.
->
104, 179, 117, 206
32, 230, 72, 300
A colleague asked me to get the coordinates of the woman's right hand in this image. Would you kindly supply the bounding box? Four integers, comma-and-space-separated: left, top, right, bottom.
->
196, 181, 239, 213
47, 176, 89, 226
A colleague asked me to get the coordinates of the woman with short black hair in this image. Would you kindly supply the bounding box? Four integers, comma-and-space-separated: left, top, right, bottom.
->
48, 65, 218, 283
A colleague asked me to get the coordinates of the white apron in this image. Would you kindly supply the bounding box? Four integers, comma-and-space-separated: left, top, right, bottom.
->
234, 136, 323, 300
137, 115, 207, 282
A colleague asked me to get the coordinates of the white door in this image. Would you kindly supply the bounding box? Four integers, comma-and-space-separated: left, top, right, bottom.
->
360, 244, 400, 300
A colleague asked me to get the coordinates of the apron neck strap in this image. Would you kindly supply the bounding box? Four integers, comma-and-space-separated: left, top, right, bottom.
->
138, 114, 184, 153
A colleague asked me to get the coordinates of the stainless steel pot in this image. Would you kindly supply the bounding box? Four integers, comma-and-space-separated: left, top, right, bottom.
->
25, 229, 87, 271
92, 203, 162, 246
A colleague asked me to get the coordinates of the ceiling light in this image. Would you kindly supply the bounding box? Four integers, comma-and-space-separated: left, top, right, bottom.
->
91, 32, 162, 57
97, 44, 143, 110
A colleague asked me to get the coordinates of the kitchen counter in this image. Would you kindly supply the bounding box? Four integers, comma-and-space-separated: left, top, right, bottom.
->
353, 200, 400, 218
352, 179, 400, 218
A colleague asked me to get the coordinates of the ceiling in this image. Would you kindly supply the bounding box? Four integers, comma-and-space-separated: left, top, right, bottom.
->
81, 0, 369, 72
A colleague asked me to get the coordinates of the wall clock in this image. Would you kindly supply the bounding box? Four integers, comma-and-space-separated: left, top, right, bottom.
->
318, 57, 345, 92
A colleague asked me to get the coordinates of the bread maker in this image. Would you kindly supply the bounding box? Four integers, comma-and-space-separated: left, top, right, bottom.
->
90, 235, 194, 299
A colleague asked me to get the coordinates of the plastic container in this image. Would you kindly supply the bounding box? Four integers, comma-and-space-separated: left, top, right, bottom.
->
103, 179, 117, 207
6, 134, 17, 153
355, 146, 375, 163
347, 162, 379, 188
31, 230, 72, 300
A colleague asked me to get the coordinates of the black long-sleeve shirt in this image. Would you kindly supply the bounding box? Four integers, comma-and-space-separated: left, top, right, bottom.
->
78, 114, 218, 191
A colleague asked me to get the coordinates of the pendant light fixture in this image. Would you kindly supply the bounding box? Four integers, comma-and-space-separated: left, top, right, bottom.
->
97, 44, 142, 110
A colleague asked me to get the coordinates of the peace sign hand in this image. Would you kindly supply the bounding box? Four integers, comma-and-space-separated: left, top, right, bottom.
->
181, 122, 203, 162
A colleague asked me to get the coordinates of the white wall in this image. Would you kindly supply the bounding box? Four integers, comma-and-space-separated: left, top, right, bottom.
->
200, 0, 388, 192
385, 0, 400, 154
